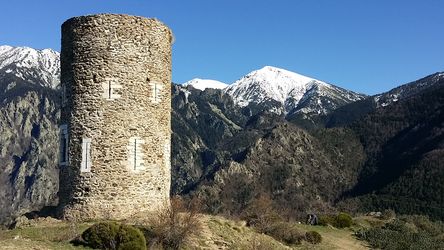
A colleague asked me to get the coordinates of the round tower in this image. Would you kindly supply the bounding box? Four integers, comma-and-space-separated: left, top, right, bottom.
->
58, 14, 172, 220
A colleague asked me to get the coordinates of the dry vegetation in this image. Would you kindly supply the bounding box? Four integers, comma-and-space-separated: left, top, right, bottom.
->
11, 199, 442, 250
0, 214, 368, 250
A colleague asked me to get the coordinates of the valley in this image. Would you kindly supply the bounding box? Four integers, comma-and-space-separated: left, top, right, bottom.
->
0, 45, 443, 249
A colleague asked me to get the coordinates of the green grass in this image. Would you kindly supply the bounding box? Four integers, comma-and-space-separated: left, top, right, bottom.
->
294, 224, 368, 250
205, 216, 288, 249
0, 215, 370, 250
201, 216, 368, 250
0, 219, 92, 250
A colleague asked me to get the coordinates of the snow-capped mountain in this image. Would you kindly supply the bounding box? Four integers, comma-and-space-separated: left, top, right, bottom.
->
374, 72, 444, 107
182, 78, 228, 91
0, 45, 60, 88
224, 66, 366, 116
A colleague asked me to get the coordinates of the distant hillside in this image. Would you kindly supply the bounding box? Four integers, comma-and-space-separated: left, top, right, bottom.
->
344, 84, 444, 219
1, 45, 443, 225
326, 72, 444, 128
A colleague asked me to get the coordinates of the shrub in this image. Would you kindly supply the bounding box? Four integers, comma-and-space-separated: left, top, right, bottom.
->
147, 196, 201, 249
381, 209, 396, 220
82, 222, 119, 249
243, 195, 282, 234
305, 231, 322, 244
220, 172, 255, 216
82, 222, 146, 250
402, 215, 443, 236
318, 215, 335, 226
335, 212, 353, 228
318, 213, 353, 228
116, 224, 146, 250
355, 216, 444, 250
267, 221, 304, 245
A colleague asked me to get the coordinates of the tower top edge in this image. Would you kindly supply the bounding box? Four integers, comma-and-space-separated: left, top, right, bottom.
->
62, 13, 172, 33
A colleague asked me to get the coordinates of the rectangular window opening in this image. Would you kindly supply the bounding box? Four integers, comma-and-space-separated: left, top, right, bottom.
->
102, 78, 121, 100
81, 138, 92, 172
149, 81, 163, 104
60, 125, 68, 165
128, 137, 145, 171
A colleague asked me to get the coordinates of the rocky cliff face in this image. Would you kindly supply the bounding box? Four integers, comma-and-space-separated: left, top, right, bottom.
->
0, 78, 60, 225
171, 85, 249, 193
1, 45, 443, 224
191, 117, 365, 217
0, 46, 60, 225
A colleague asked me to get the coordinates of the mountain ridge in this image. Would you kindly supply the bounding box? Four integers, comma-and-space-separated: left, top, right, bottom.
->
1, 45, 444, 224
180, 66, 367, 119
182, 78, 228, 90
0, 45, 60, 89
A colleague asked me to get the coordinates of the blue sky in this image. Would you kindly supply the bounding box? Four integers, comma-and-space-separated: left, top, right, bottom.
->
1, 0, 443, 94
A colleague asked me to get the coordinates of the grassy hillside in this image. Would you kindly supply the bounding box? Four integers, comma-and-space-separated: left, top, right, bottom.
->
0, 215, 367, 250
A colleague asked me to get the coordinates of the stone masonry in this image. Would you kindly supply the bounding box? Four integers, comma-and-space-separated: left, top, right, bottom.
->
58, 14, 173, 220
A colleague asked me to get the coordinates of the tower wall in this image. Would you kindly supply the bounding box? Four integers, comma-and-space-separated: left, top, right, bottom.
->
59, 14, 172, 220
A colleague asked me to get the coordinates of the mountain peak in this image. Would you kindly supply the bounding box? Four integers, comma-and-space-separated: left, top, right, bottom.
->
182, 78, 228, 91
0, 45, 13, 53
225, 66, 327, 109
245, 66, 318, 86
0, 45, 60, 88
254, 66, 316, 83
225, 66, 365, 116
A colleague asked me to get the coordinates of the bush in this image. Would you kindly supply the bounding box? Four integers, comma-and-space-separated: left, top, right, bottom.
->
381, 209, 396, 220
305, 231, 322, 244
355, 216, 444, 250
267, 221, 304, 245
146, 196, 201, 249
242, 195, 303, 245
318, 215, 335, 226
82, 222, 146, 250
82, 222, 119, 249
335, 212, 353, 228
402, 215, 443, 236
243, 195, 282, 234
318, 213, 353, 228
116, 224, 146, 250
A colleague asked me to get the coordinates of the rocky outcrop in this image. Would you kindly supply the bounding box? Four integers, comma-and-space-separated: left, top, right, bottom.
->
2, 45, 443, 224
171, 85, 249, 194
0, 80, 59, 225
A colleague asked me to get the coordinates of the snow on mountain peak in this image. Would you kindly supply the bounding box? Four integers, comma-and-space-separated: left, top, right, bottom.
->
0, 45, 13, 54
0, 45, 60, 88
182, 78, 228, 91
225, 66, 329, 108
223, 66, 365, 115
254, 66, 316, 85
374, 71, 444, 108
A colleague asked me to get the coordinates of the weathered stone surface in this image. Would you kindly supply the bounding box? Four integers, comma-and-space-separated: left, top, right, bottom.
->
58, 14, 173, 220
0, 85, 59, 225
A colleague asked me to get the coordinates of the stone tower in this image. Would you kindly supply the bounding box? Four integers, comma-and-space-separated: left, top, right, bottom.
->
58, 14, 172, 220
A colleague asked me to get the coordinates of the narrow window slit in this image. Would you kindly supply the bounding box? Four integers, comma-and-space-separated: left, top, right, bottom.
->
60, 125, 68, 165
108, 80, 112, 99
128, 137, 145, 171
81, 138, 92, 172
134, 138, 137, 170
